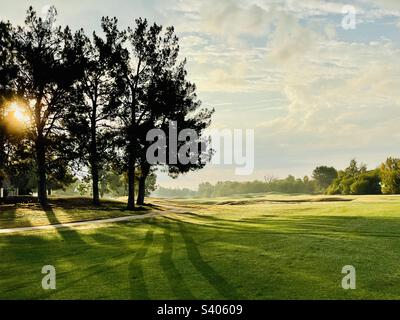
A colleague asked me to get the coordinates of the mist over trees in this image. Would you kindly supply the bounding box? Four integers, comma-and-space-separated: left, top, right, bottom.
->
154, 176, 317, 198
155, 158, 400, 198
0, 6, 213, 208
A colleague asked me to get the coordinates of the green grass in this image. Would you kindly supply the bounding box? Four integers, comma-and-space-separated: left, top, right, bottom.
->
1, 194, 400, 299
0, 197, 152, 229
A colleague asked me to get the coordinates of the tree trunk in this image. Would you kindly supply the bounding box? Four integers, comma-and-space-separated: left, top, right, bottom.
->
90, 107, 100, 206
36, 137, 47, 205
136, 175, 146, 206
127, 152, 136, 210
48, 188, 52, 196
100, 185, 105, 198
91, 160, 100, 206
136, 164, 150, 206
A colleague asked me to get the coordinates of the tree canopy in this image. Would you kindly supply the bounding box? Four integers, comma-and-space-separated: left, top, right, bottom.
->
0, 6, 213, 208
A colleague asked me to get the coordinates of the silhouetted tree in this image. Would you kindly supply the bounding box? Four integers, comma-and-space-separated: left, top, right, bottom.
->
116, 18, 213, 208
116, 18, 158, 210
12, 7, 84, 204
65, 17, 126, 205
135, 71, 213, 205
0, 21, 16, 191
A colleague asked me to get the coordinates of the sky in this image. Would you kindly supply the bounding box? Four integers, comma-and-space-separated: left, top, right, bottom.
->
1, 0, 400, 189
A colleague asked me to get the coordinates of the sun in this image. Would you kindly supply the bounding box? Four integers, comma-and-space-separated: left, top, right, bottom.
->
7, 102, 30, 125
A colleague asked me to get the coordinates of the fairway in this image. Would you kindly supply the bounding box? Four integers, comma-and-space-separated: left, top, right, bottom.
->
1, 194, 400, 299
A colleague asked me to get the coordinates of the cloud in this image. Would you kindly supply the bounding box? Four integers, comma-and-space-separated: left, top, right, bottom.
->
266, 12, 322, 64
258, 37, 400, 150
199, 0, 272, 39
281, 0, 359, 17
180, 35, 209, 48
163, 0, 400, 182
366, 0, 400, 11
197, 62, 248, 92
173, 1, 400, 156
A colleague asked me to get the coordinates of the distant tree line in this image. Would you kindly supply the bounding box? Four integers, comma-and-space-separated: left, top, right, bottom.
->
154, 186, 198, 198
154, 158, 400, 198
0, 7, 213, 209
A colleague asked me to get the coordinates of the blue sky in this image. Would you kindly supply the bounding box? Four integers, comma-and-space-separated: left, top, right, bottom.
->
2, 0, 400, 188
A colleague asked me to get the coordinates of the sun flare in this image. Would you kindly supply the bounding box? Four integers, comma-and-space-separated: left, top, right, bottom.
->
7, 102, 30, 125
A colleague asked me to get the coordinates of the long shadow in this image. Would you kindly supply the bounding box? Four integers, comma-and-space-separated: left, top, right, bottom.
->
239, 215, 400, 239
90, 232, 125, 247
164, 215, 257, 234
43, 204, 85, 244
166, 211, 400, 241
0, 204, 19, 227
177, 223, 240, 299
0, 232, 79, 300
36, 251, 130, 300
129, 229, 154, 299
0, 203, 36, 229
160, 228, 195, 299
190, 210, 271, 229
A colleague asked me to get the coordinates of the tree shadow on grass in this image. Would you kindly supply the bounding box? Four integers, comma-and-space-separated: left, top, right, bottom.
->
42, 204, 85, 244
160, 227, 195, 299
165, 212, 400, 241
36, 251, 130, 300
0, 204, 18, 226
177, 222, 241, 300
164, 215, 250, 234
0, 203, 37, 229
0, 233, 73, 299
90, 232, 125, 247
129, 229, 154, 299
239, 215, 400, 240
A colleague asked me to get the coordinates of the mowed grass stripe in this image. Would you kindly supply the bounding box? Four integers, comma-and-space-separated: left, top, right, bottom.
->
0, 195, 400, 299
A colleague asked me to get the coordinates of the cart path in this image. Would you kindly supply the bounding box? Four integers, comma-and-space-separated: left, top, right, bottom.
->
0, 211, 162, 234
0, 200, 202, 235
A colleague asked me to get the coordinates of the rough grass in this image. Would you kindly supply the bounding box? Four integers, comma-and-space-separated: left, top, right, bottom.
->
1, 194, 400, 299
